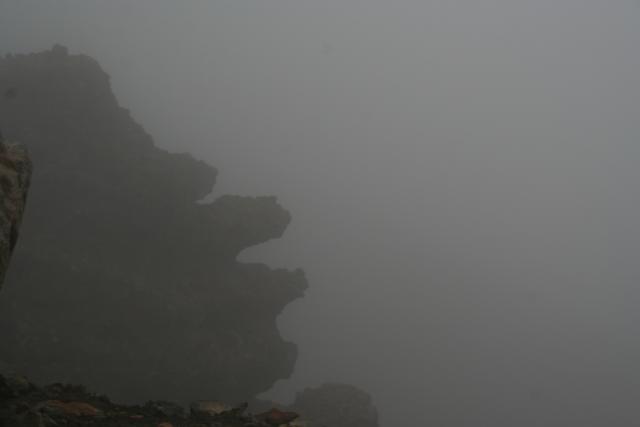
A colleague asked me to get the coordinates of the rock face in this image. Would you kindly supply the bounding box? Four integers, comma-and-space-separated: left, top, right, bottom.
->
0, 46, 307, 404
292, 384, 380, 427
0, 137, 31, 289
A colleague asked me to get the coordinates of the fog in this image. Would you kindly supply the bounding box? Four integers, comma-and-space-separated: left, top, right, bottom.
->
2, 0, 640, 425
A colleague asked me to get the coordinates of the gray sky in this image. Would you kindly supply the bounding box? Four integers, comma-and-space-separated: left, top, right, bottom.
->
2, 1, 640, 425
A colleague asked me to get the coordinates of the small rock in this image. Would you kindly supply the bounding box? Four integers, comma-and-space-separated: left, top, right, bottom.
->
145, 400, 185, 418
0, 375, 15, 399
223, 401, 249, 418
19, 410, 44, 427
44, 400, 101, 417
190, 400, 231, 418
256, 408, 300, 426
5, 374, 33, 395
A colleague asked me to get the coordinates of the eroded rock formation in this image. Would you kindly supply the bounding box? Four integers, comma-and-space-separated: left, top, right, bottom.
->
0, 46, 306, 404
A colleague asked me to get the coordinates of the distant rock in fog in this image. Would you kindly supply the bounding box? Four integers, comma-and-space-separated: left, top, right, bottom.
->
292, 383, 380, 427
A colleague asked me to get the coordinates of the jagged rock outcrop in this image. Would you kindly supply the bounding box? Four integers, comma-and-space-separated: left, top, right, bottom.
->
291, 384, 379, 427
0, 136, 31, 289
0, 46, 307, 404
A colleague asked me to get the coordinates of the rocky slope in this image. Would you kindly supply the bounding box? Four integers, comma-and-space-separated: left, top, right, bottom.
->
0, 45, 307, 404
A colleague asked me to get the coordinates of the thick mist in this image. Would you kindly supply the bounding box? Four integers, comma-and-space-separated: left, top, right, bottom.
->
2, 1, 640, 425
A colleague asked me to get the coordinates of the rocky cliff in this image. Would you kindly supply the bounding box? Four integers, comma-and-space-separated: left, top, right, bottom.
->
0, 45, 307, 404
0, 136, 31, 289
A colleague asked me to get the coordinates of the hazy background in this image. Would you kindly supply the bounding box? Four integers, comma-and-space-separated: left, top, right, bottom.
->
2, 1, 640, 425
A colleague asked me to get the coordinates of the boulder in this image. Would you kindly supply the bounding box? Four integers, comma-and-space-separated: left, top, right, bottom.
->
292, 383, 379, 427
0, 136, 31, 289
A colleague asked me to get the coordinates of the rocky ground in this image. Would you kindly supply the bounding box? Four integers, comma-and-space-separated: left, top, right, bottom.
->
0, 375, 381, 427
0, 373, 303, 427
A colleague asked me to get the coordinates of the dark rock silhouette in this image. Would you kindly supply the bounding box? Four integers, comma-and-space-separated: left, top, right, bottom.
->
0, 46, 307, 404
